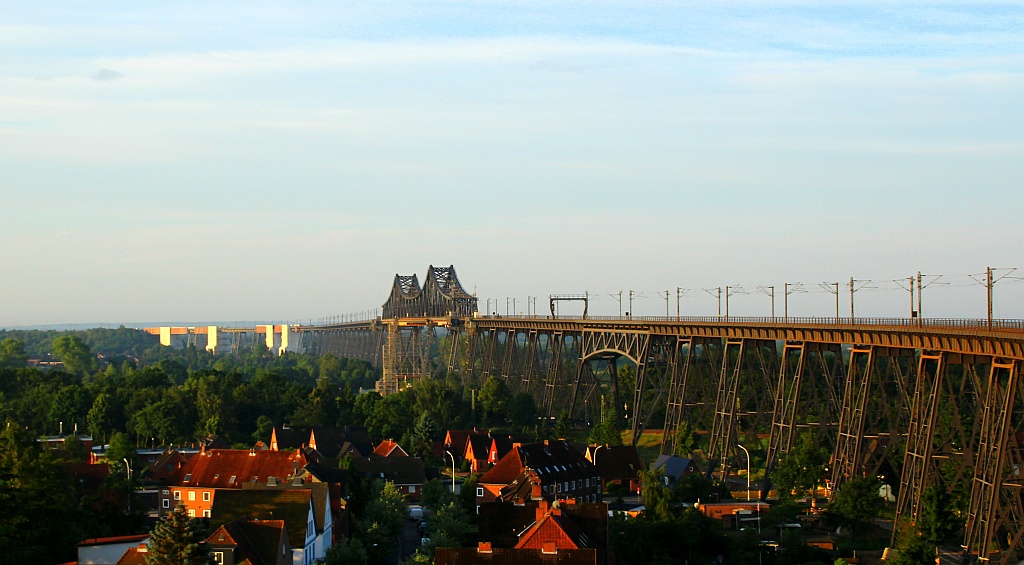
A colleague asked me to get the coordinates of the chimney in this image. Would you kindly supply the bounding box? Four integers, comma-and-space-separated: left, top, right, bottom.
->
536, 500, 549, 522
531, 483, 542, 500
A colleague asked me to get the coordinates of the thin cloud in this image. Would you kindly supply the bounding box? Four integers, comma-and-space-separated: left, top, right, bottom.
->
92, 68, 123, 82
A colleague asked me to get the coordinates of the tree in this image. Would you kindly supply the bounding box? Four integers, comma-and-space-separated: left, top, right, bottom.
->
509, 392, 537, 431
478, 376, 510, 425
356, 481, 407, 564
590, 395, 623, 447
0, 338, 28, 369
105, 432, 137, 477
673, 420, 696, 457
52, 335, 95, 376
407, 411, 437, 461
423, 501, 471, 556
88, 392, 118, 444
772, 431, 828, 502
145, 504, 211, 565
325, 537, 368, 565
827, 476, 885, 535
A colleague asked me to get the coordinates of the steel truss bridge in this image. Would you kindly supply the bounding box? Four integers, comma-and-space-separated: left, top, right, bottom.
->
287, 266, 1024, 563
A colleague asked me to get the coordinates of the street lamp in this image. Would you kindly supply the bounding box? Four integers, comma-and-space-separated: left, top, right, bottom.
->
736, 444, 751, 502
446, 450, 456, 493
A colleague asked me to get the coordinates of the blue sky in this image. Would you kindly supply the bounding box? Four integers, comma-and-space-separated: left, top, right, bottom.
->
2, 1, 1022, 326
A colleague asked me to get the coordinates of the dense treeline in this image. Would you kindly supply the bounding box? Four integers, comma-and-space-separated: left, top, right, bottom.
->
0, 326, 161, 359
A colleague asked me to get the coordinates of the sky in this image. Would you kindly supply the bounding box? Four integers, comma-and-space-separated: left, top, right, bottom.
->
2, 1, 1023, 327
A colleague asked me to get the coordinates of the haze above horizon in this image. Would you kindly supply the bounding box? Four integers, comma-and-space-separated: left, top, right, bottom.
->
3, 1, 1022, 327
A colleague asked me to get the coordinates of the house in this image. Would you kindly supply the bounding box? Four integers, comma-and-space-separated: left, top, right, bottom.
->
650, 454, 699, 485
477, 487, 606, 560
442, 496, 607, 564
243, 481, 336, 556
141, 448, 192, 482
207, 518, 291, 565
487, 434, 532, 466
350, 455, 427, 499
478, 440, 601, 509
113, 543, 150, 565
270, 425, 373, 459
465, 431, 493, 473
696, 501, 769, 530
444, 429, 479, 462
373, 439, 409, 457
211, 489, 320, 565
585, 445, 643, 493
77, 534, 149, 565
158, 448, 310, 518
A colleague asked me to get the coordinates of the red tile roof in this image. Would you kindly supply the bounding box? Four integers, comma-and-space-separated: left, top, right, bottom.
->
168, 449, 308, 488
78, 534, 150, 547
373, 440, 409, 457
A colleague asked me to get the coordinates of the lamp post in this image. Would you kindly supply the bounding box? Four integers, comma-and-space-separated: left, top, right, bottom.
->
446, 450, 456, 493
737, 444, 751, 502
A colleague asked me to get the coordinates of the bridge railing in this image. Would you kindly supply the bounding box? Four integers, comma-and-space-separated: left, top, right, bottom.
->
475, 314, 1024, 332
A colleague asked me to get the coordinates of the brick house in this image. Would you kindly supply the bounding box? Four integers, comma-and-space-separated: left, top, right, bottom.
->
477, 440, 601, 509
584, 445, 643, 493
350, 455, 427, 499
158, 448, 310, 518
207, 518, 291, 565
211, 489, 320, 565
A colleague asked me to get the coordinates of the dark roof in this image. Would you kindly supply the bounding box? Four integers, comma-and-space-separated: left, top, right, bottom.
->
144, 449, 189, 481
435, 547, 598, 565
242, 482, 330, 535
350, 455, 426, 486
467, 432, 492, 460
651, 455, 697, 480
309, 426, 373, 458
272, 425, 373, 458
208, 518, 288, 565
210, 489, 312, 547
587, 445, 643, 480
481, 441, 596, 487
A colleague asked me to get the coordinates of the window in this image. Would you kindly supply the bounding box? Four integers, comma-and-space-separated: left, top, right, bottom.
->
213, 552, 224, 564
162, 499, 169, 509
188, 509, 195, 517
585, 478, 590, 488
409, 485, 416, 493
173, 490, 181, 500
188, 491, 196, 501
476, 487, 483, 497
203, 491, 210, 502
183, 473, 192, 482
203, 510, 211, 518
228, 475, 236, 484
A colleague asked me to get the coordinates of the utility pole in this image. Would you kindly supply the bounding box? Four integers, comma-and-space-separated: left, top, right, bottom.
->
917, 271, 923, 320
850, 277, 855, 321
663, 290, 670, 316
970, 267, 1018, 330
609, 291, 623, 317
676, 287, 683, 318
988, 267, 993, 327
820, 282, 840, 322
628, 290, 634, 319
717, 287, 722, 318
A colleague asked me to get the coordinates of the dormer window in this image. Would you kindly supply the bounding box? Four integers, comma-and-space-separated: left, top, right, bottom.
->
228, 475, 236, 484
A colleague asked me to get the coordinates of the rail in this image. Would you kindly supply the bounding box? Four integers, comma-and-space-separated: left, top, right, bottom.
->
472, 314, 1024, 332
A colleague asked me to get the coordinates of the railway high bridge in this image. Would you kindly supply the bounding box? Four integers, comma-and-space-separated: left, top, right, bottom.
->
291, 265, 1024, 564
